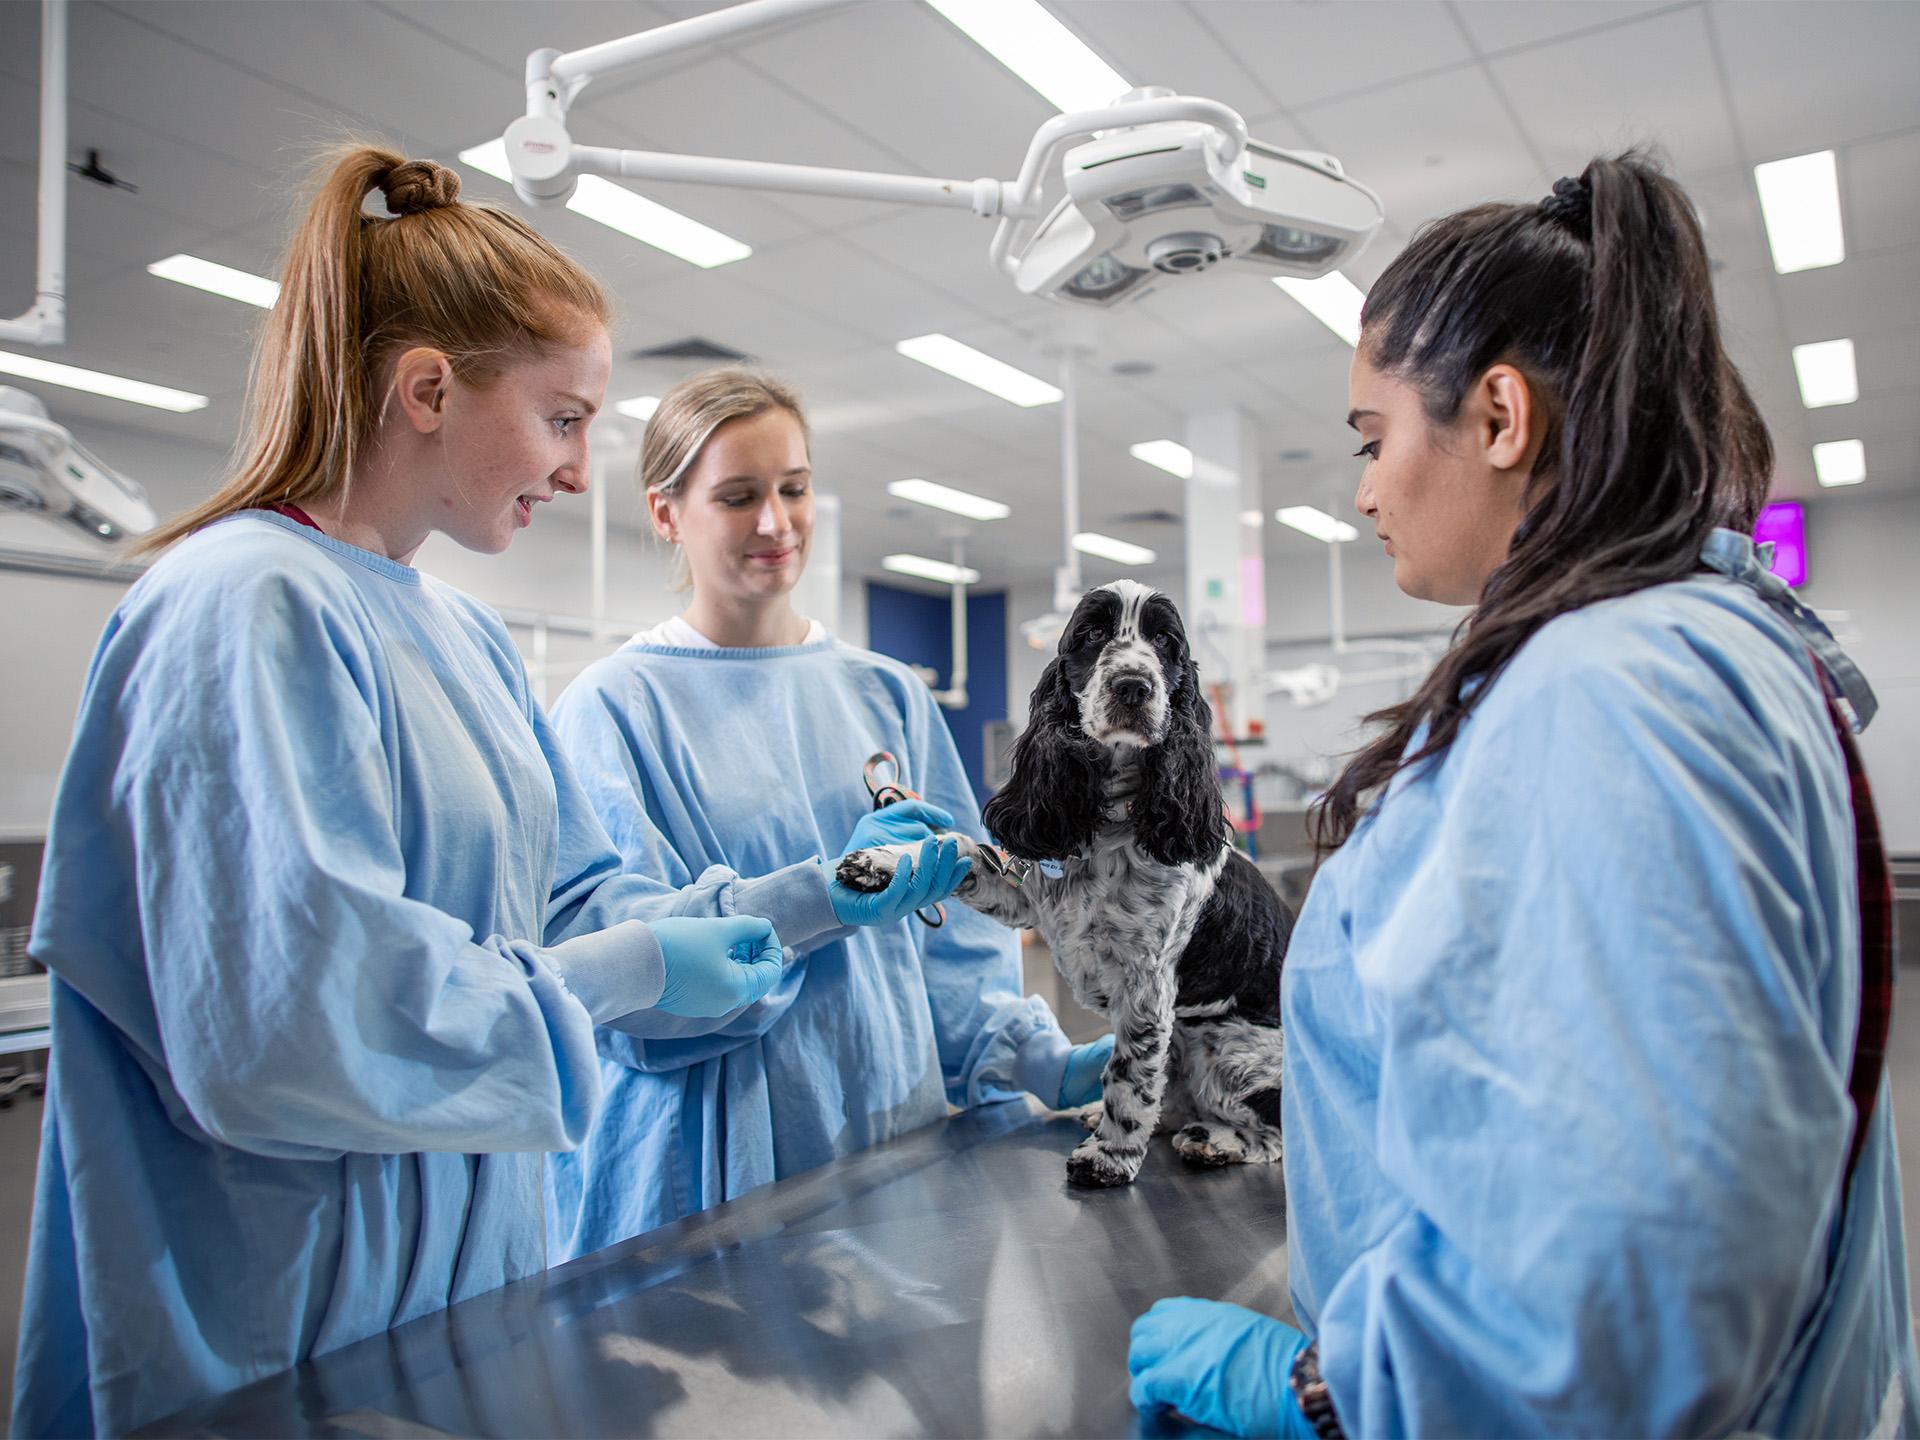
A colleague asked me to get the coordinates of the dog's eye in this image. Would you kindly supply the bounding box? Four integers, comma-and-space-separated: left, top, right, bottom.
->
1151, 631, 1175, 650
1081, 626, 1108, 647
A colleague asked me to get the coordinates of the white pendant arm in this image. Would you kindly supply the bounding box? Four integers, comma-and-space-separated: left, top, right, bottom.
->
571, 145, 1021, 218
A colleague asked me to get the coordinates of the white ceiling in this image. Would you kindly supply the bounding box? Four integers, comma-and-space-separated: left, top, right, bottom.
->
1, 0, 1916, 592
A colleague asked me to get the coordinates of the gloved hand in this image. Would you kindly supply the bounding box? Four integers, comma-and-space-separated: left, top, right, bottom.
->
841, 799, 955, 855
828, 835, 971, 927
1057, 1033, 1115, 1108
1128, 1297, 1318, 1439
648, 915, 784, 1018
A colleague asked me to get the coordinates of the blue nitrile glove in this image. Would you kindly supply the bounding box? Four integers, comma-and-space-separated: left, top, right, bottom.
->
1058, 1033, 1115, 1108
649, 915, 784, 1017
1128, 1297, 1318, 1439
828, 835, 972, 927
841, 798, 955, 854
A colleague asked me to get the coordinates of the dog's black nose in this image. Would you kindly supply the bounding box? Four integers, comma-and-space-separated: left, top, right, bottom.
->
1112, 675, 1152, 708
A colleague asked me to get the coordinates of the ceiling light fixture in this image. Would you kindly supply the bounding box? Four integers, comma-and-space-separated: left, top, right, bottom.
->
614, 395, 661, 421
147, 254, 280, 309
1073, 531, 1156, 565
0, 349, 208, 413
887, 478, 1011, 520
1791, 338, 1859, 409
1753, 150, 1845, 274
461, 140, 751, 268
1276, 505, 1358, 543
1274, 271, 1366, 347
1813, 438, 1866, 487
895, 334, 1062, 407
1129, 439, 1193, 479
923, 0, 1129, 113
884, 552, 982, 585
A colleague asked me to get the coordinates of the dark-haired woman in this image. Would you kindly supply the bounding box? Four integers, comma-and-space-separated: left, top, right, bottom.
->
1128, 156, 1918, 1437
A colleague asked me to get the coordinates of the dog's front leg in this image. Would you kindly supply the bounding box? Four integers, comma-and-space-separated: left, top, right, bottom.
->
1065, 961, 1176, 1189
836, 836, 1041, 931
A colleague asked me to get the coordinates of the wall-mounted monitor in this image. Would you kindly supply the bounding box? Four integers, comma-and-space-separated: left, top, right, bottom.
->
1755, 501, 1807, 587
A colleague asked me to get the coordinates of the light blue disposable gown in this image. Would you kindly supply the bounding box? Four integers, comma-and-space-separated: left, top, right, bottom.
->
11, 512, 810, 1438
544, 635, 1071, 1259
1283, 530, 1920, 1436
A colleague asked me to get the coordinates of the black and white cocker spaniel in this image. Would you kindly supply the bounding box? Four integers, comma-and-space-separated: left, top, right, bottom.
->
839, 580, 1293, 1188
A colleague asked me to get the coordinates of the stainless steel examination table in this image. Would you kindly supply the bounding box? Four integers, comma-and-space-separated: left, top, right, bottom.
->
147, 1100, 1292, 1438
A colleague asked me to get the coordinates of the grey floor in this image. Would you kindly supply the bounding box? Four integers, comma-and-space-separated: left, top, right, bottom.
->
6, 976, 1919, 1434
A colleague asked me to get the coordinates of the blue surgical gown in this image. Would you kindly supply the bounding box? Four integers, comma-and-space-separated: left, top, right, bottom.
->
544, 635, 1070, 1259
11, 512, 756, 1436
1283, 538, 1920, 1436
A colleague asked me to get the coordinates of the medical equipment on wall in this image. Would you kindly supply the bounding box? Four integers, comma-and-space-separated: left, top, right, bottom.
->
495, 0, 1383, 311
1265, 527, 1440, 707
0, 387, 156, 541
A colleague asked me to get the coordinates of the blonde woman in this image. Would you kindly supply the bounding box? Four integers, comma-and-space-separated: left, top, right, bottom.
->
545, 368, 1112, 1257
13, 150, 785, 1437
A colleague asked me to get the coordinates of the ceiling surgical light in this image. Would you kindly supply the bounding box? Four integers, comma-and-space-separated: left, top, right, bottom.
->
887, 478, 1011, 521
1073, 531, 1155, 565
486, 5, 1383, 315
1754, 150, 1845, 274
896, 334, 1062, 407
924, 0, 1129, 114
885, 552, 982, 585
1813, 438, 1866, 487
1791, 338, 1858, 408
148, 254, 280, 309
1129, 439, 1192, 479
615, 395, 661, 421
1277, 505, 1358, 543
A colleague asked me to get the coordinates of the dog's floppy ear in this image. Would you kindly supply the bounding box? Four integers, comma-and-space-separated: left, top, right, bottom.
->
983, 657, 1109, 860
1131, 652, 1231, 866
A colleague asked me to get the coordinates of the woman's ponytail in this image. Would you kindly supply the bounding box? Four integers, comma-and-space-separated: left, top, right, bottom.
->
136, 142, 607, 555
1313, 150, 1773, 852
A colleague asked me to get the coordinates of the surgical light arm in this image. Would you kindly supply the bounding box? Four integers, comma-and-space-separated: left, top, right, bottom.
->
494, 0, 1376, 309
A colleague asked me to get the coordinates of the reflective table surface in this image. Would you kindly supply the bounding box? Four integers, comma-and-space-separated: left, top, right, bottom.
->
149, 1100, 1293, 1438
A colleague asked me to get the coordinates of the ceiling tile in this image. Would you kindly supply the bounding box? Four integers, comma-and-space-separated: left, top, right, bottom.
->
1452, 0, 1675, 54
1487, 7, 1745, 177
1711, 0, 1920, 159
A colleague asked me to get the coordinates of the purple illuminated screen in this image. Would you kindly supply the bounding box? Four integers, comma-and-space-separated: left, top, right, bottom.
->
1755, 502, 1807, 587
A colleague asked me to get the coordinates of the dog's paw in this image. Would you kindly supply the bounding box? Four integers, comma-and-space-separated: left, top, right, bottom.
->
1171, 1123, 1249, 1168
834, 848, 898, 893
1065, 1137, 1142, 1189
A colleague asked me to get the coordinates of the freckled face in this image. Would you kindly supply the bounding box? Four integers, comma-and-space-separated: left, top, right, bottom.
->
1347, 348, 1525, 606
434, 327, 612, 554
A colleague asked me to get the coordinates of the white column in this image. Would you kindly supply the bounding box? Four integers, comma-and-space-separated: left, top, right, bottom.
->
1183, 408, 1264, 741
792, 491, 841, 634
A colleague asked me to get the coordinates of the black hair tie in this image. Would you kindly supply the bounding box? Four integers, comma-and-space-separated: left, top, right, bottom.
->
1538, 175, 1592, 236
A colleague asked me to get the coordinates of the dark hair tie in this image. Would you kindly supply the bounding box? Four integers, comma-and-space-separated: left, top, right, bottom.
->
1539, 174, 1592, 236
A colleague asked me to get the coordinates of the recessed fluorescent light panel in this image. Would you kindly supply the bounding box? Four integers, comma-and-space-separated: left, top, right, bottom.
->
1813, 438, 1866, 487
1073, 531, 1156, 566
1276, 505, 1358, 543
887, 478, 1011, 521
1274, 272, 1366, 347
1791, 338, 1858, 409
615, 395, 661, 421
148, 254, 280, 308
0, 349, 208, 413
1753, 150, 1845, 274
1130, 440, 1193, 479
459, 141, 751, 268
895, 334, 1062, 407
884, 553, 982, 585
924, 0, 1129, 113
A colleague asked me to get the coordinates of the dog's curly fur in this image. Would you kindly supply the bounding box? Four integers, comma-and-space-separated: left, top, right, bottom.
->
839, 581, 1293, 1187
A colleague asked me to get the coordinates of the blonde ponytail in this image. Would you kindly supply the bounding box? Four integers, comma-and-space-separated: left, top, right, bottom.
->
136, 142, 609, 554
